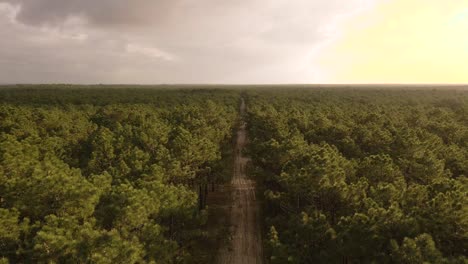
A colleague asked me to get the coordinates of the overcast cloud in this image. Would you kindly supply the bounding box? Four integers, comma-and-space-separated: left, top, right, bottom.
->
0, 0, 378, 84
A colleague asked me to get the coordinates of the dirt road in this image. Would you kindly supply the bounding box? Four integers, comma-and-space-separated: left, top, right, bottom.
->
217, 98, 263, 264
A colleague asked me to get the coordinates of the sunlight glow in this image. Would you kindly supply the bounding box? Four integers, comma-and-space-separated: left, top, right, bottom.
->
318, 0, 468, 83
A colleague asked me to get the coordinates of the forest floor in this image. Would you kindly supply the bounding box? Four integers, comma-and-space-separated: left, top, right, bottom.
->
216, 99, 264, 264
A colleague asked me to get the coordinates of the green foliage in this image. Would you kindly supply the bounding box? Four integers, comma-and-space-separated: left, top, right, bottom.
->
390, 234, 444, 264
246, 88, 468, 263
2, 86, 467, 262
0, 87, 238, 263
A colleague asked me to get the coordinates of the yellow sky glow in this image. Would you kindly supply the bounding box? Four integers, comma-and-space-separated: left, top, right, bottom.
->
319, 0, 468, 83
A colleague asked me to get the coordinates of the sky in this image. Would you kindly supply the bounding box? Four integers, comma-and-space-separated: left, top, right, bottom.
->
0, 0, 467, 84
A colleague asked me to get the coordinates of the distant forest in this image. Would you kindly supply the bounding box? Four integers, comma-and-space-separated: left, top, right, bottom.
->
0, 86, 467, 264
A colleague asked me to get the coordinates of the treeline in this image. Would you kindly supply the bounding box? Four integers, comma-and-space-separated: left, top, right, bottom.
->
0, 87, 239, 263
246, 89, 467, 263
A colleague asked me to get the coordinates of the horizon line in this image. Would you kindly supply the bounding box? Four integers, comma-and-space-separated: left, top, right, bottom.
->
2, 83, 468, 87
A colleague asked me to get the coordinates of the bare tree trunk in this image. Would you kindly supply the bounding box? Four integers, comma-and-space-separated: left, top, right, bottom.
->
198, 184, 203, 211
204, 184, 208, 208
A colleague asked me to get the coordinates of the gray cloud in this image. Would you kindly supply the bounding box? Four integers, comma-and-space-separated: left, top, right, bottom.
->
3, 0, 180, 27
0, 0, 377, 84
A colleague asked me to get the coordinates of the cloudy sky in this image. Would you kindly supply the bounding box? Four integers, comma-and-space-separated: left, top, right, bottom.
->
0, 0, 467, 84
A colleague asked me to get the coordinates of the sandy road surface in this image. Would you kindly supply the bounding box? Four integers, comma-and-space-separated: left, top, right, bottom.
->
217, 98, 263, 264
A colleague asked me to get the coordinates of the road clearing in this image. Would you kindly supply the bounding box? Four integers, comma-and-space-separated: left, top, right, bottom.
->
217, 98, 263, 264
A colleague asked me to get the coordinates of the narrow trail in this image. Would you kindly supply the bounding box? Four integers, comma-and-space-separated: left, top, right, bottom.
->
217, 98, 263, 264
